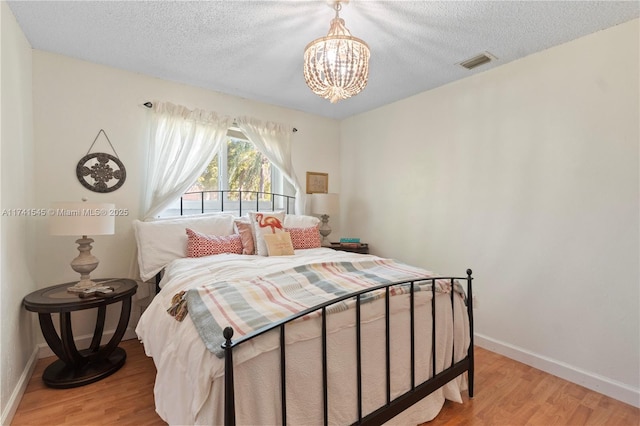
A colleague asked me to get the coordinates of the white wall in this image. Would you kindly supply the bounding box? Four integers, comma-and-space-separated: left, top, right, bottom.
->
31, 51, 341, 338
0, 1, 38, 423
341, 19, 639, 406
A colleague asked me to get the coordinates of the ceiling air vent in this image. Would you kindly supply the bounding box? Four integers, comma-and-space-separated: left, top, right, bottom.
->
459, 52, 496, 70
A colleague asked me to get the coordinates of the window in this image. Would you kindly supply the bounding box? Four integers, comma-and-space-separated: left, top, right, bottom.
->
161, 130, 293, 217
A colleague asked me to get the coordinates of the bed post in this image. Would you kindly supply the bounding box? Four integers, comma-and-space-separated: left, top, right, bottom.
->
223, 327, 236, 426
466, 269, 474, 398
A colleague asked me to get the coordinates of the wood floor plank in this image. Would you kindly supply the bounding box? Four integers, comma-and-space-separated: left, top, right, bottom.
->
12, 339, 165, 426
426, 347, 639, 426
11, 340, 639, 425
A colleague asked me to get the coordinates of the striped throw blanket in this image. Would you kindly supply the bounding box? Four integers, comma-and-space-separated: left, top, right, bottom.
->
181, 259, 457, 358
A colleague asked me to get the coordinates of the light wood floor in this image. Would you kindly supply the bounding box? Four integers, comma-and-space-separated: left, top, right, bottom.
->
11, 339, 639, 425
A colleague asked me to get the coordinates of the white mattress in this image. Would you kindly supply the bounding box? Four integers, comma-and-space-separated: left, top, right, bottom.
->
136, 248, 470, 425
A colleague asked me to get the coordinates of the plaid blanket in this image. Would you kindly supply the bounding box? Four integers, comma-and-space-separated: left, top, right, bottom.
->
180, 259, 458, 358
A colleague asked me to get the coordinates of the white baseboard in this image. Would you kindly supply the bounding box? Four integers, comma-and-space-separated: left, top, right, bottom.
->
1, 346, 39, 426
475, 333, 640, 408
37, 326, 138, 358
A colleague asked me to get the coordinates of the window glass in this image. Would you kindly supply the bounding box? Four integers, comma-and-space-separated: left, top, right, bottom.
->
161, 132, 292, 217
226, 138, 271, 200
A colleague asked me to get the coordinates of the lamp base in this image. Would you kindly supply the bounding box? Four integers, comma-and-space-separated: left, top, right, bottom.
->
319, 214, 332, 247
68, 236, 100, 292
66, 279, 100, 293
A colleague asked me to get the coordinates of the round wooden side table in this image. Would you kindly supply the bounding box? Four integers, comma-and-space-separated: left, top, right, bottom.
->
23, 278, 137, 388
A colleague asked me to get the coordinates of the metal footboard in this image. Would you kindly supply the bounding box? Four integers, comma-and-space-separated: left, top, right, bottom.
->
222, 269, 474, 426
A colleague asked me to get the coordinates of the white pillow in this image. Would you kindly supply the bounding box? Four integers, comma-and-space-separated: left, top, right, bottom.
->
133, 214, 235, 281
284, 214, 320, 228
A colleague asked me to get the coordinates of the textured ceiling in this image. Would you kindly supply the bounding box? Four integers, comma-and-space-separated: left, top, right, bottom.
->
7, 1, 639, 120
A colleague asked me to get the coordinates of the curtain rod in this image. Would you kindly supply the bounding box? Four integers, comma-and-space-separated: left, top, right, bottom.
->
143, 102, 298, 133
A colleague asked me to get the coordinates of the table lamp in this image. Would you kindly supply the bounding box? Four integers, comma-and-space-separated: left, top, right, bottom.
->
49, 201, 115, 292
311, 193, 339, 246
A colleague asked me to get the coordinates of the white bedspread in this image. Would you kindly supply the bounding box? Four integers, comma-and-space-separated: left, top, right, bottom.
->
136, 248, 470, 425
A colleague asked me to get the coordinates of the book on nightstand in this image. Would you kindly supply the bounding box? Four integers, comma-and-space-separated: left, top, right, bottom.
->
339, 242, 361, 248
338, 238, 361, 248
339, 237, 361, 243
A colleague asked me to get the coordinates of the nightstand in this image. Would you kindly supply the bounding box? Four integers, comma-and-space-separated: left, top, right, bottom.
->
23, 278, 137, 388
329, 242, 369, 254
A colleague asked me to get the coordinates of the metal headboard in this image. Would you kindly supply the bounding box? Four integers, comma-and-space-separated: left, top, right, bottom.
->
178, 190, 294, 216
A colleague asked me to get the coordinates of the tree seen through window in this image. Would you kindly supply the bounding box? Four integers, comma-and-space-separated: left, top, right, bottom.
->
186, 137, 272, 202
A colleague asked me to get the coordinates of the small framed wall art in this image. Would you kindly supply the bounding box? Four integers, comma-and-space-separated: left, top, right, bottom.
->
306, 171, 328, 194
76, 129, 126, 193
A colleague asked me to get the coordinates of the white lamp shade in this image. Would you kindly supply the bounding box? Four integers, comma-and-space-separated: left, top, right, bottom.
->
49, 202, 115, 236
311, 193, 339, 215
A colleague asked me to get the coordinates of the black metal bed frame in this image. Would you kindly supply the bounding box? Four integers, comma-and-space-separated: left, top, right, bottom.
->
157, 190, 475, 425
221, 272, 474, 426
179, 189, 295, 217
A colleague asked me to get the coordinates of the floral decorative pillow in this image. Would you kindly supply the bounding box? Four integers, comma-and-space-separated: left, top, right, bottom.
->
285, 226, 321, 249
248, 211, 286, 256
185, 228, 243, 258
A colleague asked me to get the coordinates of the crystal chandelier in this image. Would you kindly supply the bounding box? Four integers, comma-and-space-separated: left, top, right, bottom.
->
303, 1, 370, 103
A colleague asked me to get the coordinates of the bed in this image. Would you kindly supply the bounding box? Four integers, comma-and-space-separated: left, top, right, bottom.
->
134, 195, 474, 425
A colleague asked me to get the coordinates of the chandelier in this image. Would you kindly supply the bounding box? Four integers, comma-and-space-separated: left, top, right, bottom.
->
303, 1, 370, 103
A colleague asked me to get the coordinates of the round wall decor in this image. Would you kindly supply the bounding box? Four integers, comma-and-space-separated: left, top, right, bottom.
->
76, 152, 126, 193
76, 129, 127, 193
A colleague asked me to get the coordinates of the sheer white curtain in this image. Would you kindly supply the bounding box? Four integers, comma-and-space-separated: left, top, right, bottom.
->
143, 102, 232, 219
235, 116, 304, 214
